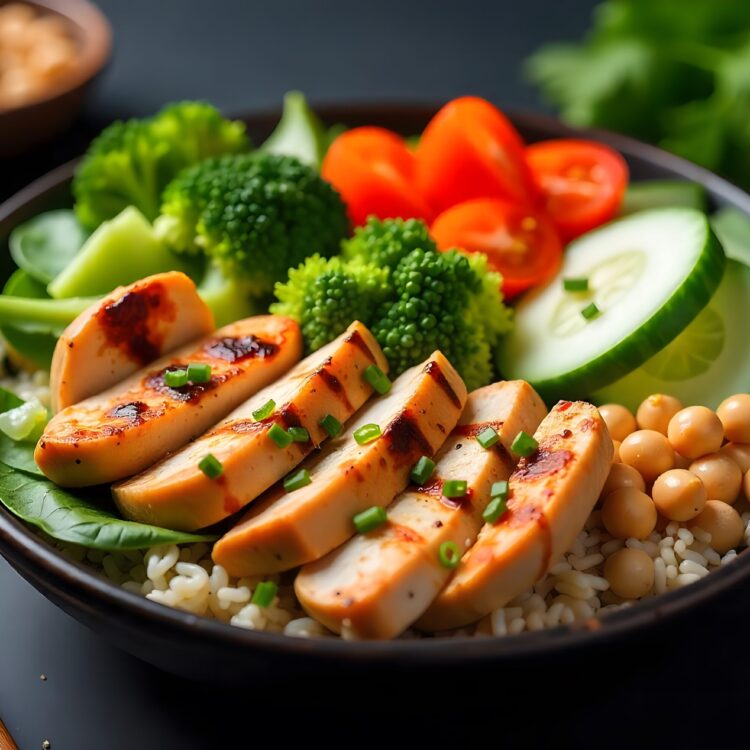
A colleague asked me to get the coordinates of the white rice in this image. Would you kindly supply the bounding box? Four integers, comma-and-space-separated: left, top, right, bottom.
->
65, 502, 746, 640
3, 366, 748, 639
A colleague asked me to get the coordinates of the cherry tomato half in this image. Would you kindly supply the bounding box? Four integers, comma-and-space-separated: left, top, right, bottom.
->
431, 198, 563, 299
322, 126, 433, 227
416, 97, 537, 214
526, 138, 629, 241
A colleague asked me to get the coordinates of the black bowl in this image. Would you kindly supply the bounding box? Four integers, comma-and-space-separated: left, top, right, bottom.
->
0, 104, 749, 683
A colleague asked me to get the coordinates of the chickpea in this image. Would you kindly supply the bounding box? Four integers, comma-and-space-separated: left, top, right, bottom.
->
667, 406, 724, 460
651, 469, 707, 521
619, 429, 675, 482
601, 463, 646, 498
721, 443, 750, 474
611, 439, 621, 464
601, 487, 657, 540
598, 403, 637, 442
717, 394, 750, 444
689, 453, 742, 504
604, 548, 655, 599
689, 500, 745, 554
636, 393, 684, 435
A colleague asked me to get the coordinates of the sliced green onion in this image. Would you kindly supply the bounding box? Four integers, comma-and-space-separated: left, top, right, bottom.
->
581, 302, 601, 320
563, 277, 589, 292
476, 426, 499, 449
164, 368, 188, 388
442, 479, 468, 498
438, 541, 461, 569
490, 480, 509, 500
320, 413, 342, 438
251, 580, 278, 608
353, 505, 387, 534
268, 423, 293, 448
364, 364, 392, 395
198, 453, 223, 479
187, 362, 212, 383
410, 455, 436, 485
0, 398, 47, 442
354, 423, 381, 445
511, 430, 538, 457
287, 426, 310, 443
483, 495, 508, 524
252, 399, 276, 421
283, 468, 311, 492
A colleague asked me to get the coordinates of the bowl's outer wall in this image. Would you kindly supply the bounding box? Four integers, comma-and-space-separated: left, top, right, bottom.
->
1, 105, 750, 683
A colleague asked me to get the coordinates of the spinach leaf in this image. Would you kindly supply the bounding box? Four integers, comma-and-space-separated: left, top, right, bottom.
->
0, 462, 216, 550
0, 386, 44, 476
1, 270, 58, 369
9, 210, 87, 285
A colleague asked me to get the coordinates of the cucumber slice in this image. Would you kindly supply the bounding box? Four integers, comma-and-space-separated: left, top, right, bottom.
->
594, 259, 750, 410
496, 208, 726, 401
620, 180, 707, 215
261, 91, 327, 169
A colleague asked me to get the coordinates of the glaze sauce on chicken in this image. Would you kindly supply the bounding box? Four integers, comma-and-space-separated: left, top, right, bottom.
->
96, 284, 175, 365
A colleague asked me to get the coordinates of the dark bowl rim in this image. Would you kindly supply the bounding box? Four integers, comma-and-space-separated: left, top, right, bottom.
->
1, 103, 749, 665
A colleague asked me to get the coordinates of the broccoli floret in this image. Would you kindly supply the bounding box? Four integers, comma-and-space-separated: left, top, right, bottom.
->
73, 102, 249, 231
371, 248, 511, 390
271, 216, 513, 390
341, 216, 437, 269
271, 255, 390, 352
466, 252, 514, 346
155, 152, 349, 297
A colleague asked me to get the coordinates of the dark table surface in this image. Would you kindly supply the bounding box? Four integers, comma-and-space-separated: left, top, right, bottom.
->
1, 1, 748, 748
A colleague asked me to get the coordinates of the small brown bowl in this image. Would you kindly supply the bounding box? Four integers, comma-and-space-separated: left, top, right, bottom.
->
0, 0, 112, 157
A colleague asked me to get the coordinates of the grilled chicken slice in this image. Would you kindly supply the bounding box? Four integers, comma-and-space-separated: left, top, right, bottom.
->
50, 272, 215, 413
212, 352, 467, 577
295, 380, 547, 640
417, 400, 613, 632
113, 322, 388, 531
36, 315, 301, 487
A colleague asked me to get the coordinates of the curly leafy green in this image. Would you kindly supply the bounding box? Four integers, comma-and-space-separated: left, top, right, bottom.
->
527, 0, 750, 189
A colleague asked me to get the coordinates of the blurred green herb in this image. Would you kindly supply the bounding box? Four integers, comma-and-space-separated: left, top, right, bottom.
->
527, 0, 750, 189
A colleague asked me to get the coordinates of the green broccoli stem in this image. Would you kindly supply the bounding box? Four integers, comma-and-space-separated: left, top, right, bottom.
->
196, 264, 261, 327
0, 263, 259, 339
0, 296, 99, 333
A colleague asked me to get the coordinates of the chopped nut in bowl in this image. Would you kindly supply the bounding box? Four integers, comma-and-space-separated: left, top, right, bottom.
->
0, 0, 111, 157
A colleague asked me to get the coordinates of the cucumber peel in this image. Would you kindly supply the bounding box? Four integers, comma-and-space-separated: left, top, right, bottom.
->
496, 208, 726, 401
